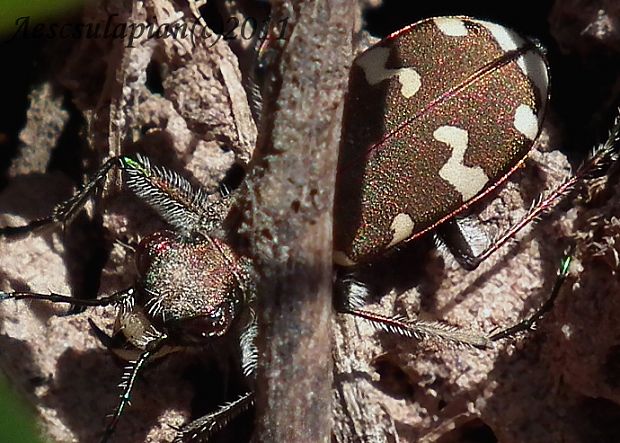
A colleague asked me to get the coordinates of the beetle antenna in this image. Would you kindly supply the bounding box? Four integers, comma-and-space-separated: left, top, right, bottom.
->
0, 287, 135, 308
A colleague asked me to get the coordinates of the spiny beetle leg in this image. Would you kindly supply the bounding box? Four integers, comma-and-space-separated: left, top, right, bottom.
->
0, 156, 122, 239
100, 334, 167, 443
340, 249, 574, 348
335, 276, 490, 348
444, 112, 620, 271
173, 392, 254, 443
489, 250, 573, 341
342, 307, 492, 349
121, 154, 232, 236
0, 284, 148, 443
0, 285, 146, 443
0, 154, 232, 241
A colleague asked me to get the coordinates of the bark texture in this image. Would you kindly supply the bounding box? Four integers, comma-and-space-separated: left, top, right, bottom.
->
234, 1, 354, 442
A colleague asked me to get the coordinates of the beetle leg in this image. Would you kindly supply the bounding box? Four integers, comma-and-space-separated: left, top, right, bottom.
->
342, 306, 491, 349
339, 250, 573, 347
336, 274, 490, 347
99, 332, 167, 443
489, 250, 572, 341
443, 112, 620, 270
239, 309, 258, 379
173, 391, 254, 443
0, 154, 232, 240
122, 154, 232, 237
0, 156, 123, 238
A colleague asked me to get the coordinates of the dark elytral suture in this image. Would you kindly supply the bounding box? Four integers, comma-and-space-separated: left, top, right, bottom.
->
2, 17, 620, 443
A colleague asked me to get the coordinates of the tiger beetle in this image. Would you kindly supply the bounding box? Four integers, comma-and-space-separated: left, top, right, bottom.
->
1, 15, 619, 443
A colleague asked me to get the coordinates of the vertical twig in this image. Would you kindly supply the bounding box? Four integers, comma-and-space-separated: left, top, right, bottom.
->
236, 0, 355, 441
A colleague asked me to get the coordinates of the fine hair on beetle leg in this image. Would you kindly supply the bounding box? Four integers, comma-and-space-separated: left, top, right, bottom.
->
0, 153, 255, 442
450, 110, 620, 271
489, 249, 573, 341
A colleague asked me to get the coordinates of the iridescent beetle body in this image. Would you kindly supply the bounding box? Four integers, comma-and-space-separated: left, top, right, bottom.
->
1, 14, 617, 443
334, 16, 549, 266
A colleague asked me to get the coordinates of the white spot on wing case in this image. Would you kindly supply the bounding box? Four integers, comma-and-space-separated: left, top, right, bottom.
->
433, 17, 468, 37
514, 104, 539, 140
473, 18, 549, 99
356, 46, 421, 99
387, 213, 415, 248
473, 19, 526, 52
434, 125, 489, 201
518, 49, 549, 99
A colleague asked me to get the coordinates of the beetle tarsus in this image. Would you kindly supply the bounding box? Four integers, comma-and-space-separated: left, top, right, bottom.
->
489, 250, 573, 342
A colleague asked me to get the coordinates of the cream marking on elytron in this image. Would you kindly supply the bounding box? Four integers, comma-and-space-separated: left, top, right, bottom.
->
356, 46, 421, 99
434, 125, 489, 200
518, 50, 549, 98
433, 17, 468, 37
514, 104, 539, 140
474, 19, 549, 97
386, 213, 415, 248
474, 19, 525, 53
